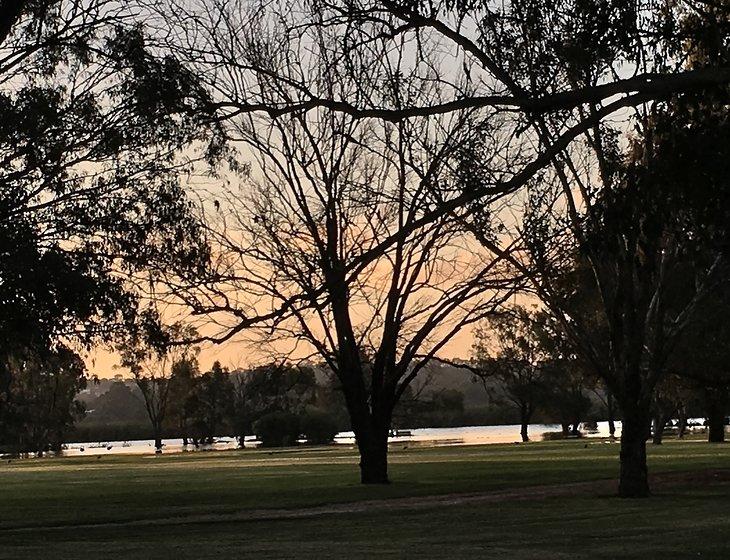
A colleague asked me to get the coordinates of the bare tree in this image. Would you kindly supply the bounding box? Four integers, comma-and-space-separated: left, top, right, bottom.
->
136, 0, 730, 301
150, 17, 526, 481
137, 0, 730, 492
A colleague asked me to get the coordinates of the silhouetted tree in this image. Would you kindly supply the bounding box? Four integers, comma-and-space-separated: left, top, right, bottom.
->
254, 411, 301, 448
178, 41, 517, 482
461, 2, 730, 495
650, 374, 695, 445
167, 355, 201, 445
0, 345, 87, 455
473, 306, 548, 442
0, 1, 217, 445
231, 363, 317, 446
529, 308, 596, 436
670, 286, 730, 443
299, 409, 340, 445
190, 361, 234, 444
82, 381, 148, 426
119, 324, 200, 452
133, 0, 730, 488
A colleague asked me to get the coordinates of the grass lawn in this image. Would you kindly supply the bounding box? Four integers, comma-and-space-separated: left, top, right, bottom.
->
1, 439, 729, 558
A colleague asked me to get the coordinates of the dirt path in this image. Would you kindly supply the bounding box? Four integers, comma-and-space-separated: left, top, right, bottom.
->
3, 468, 729, 533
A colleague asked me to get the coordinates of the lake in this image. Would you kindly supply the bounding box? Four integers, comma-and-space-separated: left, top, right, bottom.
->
60, 420, 626, 457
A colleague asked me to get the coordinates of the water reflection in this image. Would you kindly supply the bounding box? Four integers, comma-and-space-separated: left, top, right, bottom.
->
58, 420, 629, 457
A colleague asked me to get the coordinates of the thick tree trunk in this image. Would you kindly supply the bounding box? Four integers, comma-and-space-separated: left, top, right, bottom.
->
561, 422, 570, 436
708, 419, 725, 443
154, 429, 163, 453
358, 433, 389, 484
618, 408, 650, 498
346, 389, 392, 484
354, 414, 391, 484
336, 345, 393, 484
705, 387, 727, 443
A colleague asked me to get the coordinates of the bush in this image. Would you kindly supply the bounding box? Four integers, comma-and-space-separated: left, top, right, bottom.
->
300, 410, 340, 444
253, 411, 301, 447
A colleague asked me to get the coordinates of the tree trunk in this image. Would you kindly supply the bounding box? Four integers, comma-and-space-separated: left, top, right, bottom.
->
705, 387, 727, 443
359, 440, 389, 484
606, 394, 616, 438
677, 406, 687, 439
154, 428, 163, 453
335, 339, 392, 485
618, 408, 650, 497
520, 404, 530, 442
357, 426, 390, 484
561, 422, 570, 436
651, 414, 666, 445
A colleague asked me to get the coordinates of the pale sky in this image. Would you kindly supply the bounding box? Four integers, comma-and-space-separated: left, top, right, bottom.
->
84, 325, 478, 378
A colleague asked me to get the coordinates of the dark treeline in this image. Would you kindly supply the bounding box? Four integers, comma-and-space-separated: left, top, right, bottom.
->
60, 347, 723, 451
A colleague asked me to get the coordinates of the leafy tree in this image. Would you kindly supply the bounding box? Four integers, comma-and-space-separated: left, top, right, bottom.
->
82, 381, 148, 426
166, 355, 201, 445
532, 308, 595, 436
0, 1, 217, 447
189, 361, 234, 444
464, 21, 730, 490
231, 363, 317, 445
650, 374, 696, 445
670, 286, 730, 443
300, 409, 340, 445
541, 363, 594, 437
0, 345, 87, 455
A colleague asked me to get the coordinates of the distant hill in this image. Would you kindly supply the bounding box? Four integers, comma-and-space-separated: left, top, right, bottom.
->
414, 361, 493, 410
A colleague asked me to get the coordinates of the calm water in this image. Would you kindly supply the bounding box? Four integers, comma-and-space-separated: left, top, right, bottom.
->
60, 420, 625, 457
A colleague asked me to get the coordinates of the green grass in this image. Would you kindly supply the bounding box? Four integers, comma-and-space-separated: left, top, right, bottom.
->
1, 440, 730, 558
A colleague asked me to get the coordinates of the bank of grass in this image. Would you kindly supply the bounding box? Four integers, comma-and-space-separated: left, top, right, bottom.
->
1, 439, 729, 558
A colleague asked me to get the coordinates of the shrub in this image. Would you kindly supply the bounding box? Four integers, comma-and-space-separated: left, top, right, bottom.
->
541, 431, 583, 441
253, 411, 300, 447
300, 410, 340, 445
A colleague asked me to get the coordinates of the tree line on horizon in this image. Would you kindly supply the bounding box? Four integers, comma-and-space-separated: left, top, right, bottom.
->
0, 0, 729, 498
4, 299, 727, 456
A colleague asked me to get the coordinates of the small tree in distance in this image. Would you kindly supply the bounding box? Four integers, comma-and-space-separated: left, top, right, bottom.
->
472, 306, 548, 443
167, 354, 201, 446
190, 361, 235, 444
119, 323, 199, 453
